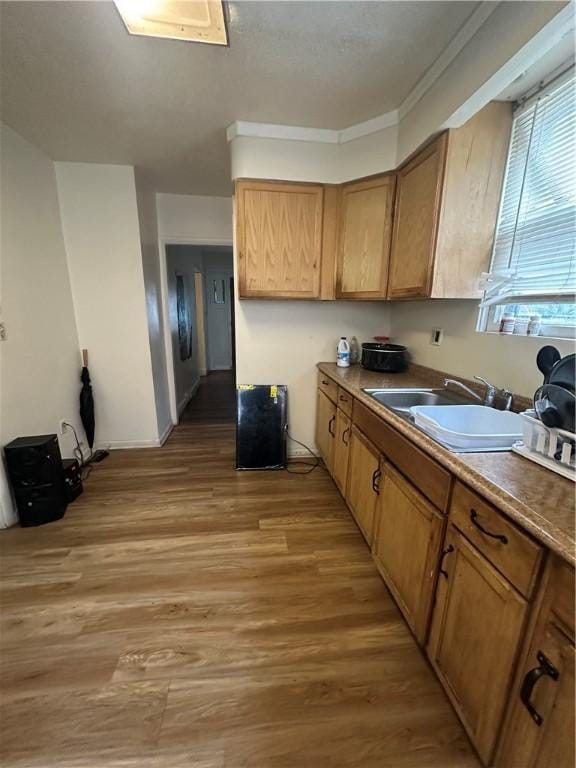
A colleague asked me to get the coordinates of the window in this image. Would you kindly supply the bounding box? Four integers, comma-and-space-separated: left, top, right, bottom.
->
478, 66, 576, 338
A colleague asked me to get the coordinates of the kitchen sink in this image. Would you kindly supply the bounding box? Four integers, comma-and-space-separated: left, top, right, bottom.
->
363, 387, 470, 413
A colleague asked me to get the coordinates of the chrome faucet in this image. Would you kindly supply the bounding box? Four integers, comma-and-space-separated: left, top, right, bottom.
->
443, 376, 513, 410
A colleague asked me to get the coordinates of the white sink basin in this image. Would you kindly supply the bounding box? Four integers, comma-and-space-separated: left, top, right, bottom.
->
410, 405, 523, 451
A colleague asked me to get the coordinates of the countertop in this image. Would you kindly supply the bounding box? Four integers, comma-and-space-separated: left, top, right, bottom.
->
318, 362, 575, 566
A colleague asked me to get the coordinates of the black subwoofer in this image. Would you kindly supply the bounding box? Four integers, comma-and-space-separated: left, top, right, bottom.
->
4, 435, 67, 526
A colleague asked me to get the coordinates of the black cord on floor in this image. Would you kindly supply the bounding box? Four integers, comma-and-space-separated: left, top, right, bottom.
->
62, 422, 93, 480
285, 432, 324, 474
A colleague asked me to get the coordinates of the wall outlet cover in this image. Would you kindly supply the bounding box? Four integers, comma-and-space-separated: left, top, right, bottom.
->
431, 328, 444, 346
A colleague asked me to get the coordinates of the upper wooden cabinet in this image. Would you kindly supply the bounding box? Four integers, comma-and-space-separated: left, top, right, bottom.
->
388, 101, 511, 299
336, 174, 396, 299
236, 180, 326, 299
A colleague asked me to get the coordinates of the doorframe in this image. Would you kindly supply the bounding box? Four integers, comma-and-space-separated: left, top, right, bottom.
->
158, 236, 233, 425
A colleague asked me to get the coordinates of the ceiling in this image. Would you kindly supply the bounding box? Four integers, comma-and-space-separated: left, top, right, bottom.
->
1, 1, 483, 195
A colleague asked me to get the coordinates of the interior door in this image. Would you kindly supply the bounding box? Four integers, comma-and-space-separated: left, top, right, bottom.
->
205, 268, 233, 371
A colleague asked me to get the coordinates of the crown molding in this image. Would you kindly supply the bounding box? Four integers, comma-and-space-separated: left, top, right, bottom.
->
227, 2, 504, 147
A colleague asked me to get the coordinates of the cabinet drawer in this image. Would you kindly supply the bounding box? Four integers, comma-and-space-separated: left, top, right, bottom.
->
353, 401, 451, 511
317, 372, 337, 404
336, 387, 353, 417
450, 482, 543, 598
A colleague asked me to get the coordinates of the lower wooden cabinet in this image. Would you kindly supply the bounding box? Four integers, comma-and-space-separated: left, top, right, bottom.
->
427, 525, 528, 765
496, 557, 575, 768
345, 428, 380, 544
332, 409, 351, 495
315, 389, 336, 473
372, 465, 445, 645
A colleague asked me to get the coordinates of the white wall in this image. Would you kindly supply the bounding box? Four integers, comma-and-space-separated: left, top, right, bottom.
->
157, 193, 233, 243
0, 126, 85, 526
135, 172, 171, 440
391, 301, 574, 398
396, 1, 568, 162
56, 163, 160, 448
230, 124, 398, 184
236, 301, 391, 451
166, 245, 203, 413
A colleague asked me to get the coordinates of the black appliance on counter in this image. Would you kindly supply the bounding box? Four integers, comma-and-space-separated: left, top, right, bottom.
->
361, 343, 409, 373
4, 434, 67, 526
236, 385, 287, 470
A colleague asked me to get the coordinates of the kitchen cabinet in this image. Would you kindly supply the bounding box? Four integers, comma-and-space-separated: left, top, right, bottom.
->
345, 427, 380, 544
332, 409, 351, 495
372, 465, 445, 645
315, 389, 336, 473
388, 101, 511, 299
236, 179, 327, 299
336, 174, 396, 299
496, 557, 575, 768
427, 525, 528, 765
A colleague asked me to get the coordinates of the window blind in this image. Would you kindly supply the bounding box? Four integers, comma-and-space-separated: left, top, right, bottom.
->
482, 68, 576, 306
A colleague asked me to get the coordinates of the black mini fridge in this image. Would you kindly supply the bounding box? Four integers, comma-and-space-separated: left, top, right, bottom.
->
236, 385, 287, 470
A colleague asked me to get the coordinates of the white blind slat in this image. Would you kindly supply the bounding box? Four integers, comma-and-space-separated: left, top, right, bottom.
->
484, 69, 576, 304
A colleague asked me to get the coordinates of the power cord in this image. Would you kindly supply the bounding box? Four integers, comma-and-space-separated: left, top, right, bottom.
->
285, 432, 324, 475
62, 422, 93, 480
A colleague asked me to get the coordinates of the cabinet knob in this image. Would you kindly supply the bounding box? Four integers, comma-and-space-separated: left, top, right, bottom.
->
371, 468, 381, 495
439, 544, 455, 578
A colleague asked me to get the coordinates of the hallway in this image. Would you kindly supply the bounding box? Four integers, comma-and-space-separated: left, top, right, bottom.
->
0, 405, 479, 767
181, 370, 236, 424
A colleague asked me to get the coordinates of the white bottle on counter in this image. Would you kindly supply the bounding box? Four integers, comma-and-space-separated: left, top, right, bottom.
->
337, 337, 350, 367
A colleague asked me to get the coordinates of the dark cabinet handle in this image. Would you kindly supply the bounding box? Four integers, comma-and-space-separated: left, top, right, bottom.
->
322, 379, 330, 385
328, 416, 335, 437
439, 544, 455, 578
520, 651, 559, 726
470, 509, 508, 544
339, 395, 348, 402
372, 468, 381, 495
342, 427, 350, 446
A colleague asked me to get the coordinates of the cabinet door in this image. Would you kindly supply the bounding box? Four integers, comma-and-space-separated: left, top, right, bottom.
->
315, 389, 336, 473
236, 180, 324, 299
428, 525, 528, 765
373, 466, 445, 645
336, 175, 396, 299
498, 621, 574, 768
387, 134, 447, 299
332, 409, 351, 495
345, 428, 380, 544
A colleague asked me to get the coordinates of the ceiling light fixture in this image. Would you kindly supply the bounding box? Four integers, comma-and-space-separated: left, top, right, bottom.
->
114, 0, 228, 46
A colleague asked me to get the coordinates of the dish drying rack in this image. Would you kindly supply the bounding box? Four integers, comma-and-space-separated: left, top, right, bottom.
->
512, 411, 575, 481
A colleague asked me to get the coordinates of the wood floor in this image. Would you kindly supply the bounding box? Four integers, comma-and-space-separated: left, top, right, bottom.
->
0, 376, 480, 768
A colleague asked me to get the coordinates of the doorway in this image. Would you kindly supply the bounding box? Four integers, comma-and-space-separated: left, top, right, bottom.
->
162, 244, 235, 423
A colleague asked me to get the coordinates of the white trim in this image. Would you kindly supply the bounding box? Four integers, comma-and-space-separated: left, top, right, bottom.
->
446, 3, 575, 129
226, 121, 339, 144
158, 421, 173, 446
177, 377, 200, 417
339, 110, 399, 143
95, 439, 165, 449
398, 2, 500, 120
227, 3, 501, 148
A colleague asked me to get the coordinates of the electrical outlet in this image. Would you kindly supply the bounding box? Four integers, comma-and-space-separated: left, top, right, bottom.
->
431, 328, 444, 346
59, 420, 68, 436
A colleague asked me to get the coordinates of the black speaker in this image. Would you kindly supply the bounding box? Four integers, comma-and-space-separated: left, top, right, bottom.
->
4, 434, 67, 526
5, 434, 63, 488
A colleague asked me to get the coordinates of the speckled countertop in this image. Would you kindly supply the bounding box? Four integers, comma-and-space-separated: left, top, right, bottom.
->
318, 362, 575, 566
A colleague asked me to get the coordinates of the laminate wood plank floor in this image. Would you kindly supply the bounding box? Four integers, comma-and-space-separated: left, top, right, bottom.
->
0, 390, 480, 767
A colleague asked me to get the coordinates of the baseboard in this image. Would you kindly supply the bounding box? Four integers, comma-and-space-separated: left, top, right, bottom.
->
200, 368, 207, 377
94, 439, 164, 450
158, 421, 173, 446
288, 446, 320, 459
177, 378, 200, 417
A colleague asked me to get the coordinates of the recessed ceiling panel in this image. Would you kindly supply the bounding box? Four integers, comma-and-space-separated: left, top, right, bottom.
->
114, 0, 228, 45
